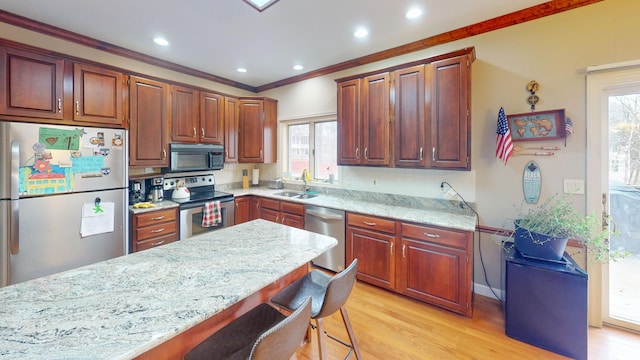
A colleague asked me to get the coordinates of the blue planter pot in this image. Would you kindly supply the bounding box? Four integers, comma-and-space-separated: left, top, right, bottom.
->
513, 220, 569, 261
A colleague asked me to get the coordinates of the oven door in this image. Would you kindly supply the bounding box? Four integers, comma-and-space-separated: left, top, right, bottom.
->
179, 200, 235, 240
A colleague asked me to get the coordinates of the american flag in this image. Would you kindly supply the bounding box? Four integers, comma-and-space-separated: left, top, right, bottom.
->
565, 117, 574, 135
495, 107, 514, 165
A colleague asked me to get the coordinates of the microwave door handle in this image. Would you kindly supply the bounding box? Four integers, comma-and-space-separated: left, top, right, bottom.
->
10, 140, 19, 255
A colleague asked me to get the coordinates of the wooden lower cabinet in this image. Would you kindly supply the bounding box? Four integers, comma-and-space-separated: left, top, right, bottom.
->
131, 208, 179, 252
234, 197, 250, 225
257, 197, 304, 229
346, 212, 473, 317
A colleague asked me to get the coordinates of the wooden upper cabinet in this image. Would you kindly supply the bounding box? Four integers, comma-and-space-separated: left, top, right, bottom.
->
0, 46, 65, 120
200, 91, 224, 144
429, 55, 470, 169
129, 76, 169, 167
224, 96, 239, 163
73, 63, 125, 126
394, 65, 427, 168
171, 85, 199, 142
337, 79, 361, 165
361, 72, 390, 166
238, 97, 277, 163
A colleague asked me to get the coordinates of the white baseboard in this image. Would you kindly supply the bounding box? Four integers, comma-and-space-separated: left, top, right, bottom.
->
473, 282, 503, 301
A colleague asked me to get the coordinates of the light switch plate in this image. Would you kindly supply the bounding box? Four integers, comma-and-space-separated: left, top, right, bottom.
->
563, 179, 585, 194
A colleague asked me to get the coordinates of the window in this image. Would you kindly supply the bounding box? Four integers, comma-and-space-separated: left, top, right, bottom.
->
286, 119, 337, 182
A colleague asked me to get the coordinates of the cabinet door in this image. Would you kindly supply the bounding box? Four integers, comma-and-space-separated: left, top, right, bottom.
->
429, 55, 470, 169
282, 214, 304, 229
361, 72, 390, 166
129, 76, 169, 167
234, 197, 250, 225
238, 99, 264, 163
260, 207, 280, 223
171, 85, 199, 142
398, 238, 470, 316
249, 197, 261, 220
337, 79, 361, 165
224, 96, 239, 163
73, 63, 125, 126
200, 91, 224, 144
394, 65, 428, 168
346, 226, 395, 290
0, 47, 64, 120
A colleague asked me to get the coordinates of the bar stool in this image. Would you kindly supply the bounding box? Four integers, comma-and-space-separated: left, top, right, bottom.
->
184, 297, 311, 360
271, 259, 362, 360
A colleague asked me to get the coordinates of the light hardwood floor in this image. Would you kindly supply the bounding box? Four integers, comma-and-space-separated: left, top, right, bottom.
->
294, 281, 640, 359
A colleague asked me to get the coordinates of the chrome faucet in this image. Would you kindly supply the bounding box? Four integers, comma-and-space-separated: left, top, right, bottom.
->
302, 169, 310, 193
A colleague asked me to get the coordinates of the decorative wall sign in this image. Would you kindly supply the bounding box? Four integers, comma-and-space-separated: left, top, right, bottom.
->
527, 80, 540, 110
523, 161, 541, 204
507, 109, 566, 142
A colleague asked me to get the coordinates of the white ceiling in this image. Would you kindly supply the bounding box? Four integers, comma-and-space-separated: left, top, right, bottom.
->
0, 0, 548, 89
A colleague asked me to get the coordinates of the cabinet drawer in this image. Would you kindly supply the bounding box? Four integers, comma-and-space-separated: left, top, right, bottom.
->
135, 208, 177, 227
136, 221, 178, 242
261, 198, 280, 210
135, 233, 178, 252
281, 201, 304, 216
347, 213, 396, 234
401, 223, 469, 249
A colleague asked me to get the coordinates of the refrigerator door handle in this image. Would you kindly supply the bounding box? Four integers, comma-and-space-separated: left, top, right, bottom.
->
10, 140, 19, 255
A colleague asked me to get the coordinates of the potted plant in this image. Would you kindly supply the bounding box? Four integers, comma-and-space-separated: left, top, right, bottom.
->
505, 194, 627, 263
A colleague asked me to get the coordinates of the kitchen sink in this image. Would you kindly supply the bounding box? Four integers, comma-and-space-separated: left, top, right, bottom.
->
274, 191, 302, 197
273, 191, 319, 199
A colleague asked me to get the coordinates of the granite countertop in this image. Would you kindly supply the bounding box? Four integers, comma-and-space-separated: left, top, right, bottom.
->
228, 187, 477, 232
0, 220, 337, 360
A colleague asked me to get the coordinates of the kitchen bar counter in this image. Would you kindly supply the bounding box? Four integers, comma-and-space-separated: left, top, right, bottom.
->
229, 187, 477, 232
0, 220, 337, 359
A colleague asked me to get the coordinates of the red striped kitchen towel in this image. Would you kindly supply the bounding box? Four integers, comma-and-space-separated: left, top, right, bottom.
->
202, 201, 222, 227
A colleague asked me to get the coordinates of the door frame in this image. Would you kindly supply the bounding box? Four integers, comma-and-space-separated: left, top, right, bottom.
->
586, 64, 640, 328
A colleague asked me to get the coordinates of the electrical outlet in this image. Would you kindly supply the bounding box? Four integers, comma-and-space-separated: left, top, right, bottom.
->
563, 179, 584, 194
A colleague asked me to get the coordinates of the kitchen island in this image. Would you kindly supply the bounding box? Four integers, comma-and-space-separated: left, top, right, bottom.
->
0, 219, 337, 359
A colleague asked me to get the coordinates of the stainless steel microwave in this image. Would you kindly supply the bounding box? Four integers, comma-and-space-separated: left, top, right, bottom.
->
165, 143, 224, 172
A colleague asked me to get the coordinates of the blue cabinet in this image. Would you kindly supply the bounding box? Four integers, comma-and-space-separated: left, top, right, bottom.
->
504, 247, 588, 360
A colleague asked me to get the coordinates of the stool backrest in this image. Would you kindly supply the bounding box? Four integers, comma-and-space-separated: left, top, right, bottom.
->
316, 259, 358, 319
249, 297, 312, 360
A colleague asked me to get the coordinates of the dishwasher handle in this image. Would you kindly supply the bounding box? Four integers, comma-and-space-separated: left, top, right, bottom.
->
305, 209, 344, 221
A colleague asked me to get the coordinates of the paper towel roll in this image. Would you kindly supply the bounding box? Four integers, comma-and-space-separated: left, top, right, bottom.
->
252, 168, 260, 185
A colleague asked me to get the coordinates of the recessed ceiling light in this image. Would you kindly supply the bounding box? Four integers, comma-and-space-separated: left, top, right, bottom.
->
237, 67, 247, 73
354, 27, 369, 38
406, 8, 422, 19
293, 65, 304, 71
153, 37, 169, 46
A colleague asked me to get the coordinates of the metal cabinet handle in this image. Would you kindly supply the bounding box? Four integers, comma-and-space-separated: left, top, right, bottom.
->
57, 98, 62, 112
151, 240, 165, 246
162, 149, 167, 159
364, 148, 368, 159
151, 228, 165, 233
201, 128, 205, 137
419, 147, 423, 160
432, 147, 436, 161
355, 148, 359, 160
193, 128, 197, 137
402, 244, 406, 258
424, 232, 440, 238
151, 216, 166, 221
75, 100, 79, 114
390, 242, 394, 256
363, 221, 376, 226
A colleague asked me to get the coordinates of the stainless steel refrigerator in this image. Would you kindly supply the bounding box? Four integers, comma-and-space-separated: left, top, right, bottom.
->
1, 122, 128, 287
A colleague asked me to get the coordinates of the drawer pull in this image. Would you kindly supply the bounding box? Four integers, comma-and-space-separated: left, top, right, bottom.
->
57, 98, 62, 112
390, 242, 394, 256
363, 221, 376, 226
75, 100, 79, 114
151, 240, 165, 246
151, 228, 165, 233
402, 244, 406, 258
151, 216, 166, 221
424, 232, 441, 238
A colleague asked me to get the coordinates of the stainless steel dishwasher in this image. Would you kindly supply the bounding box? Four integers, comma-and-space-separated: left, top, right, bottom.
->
305, 205, 345, 272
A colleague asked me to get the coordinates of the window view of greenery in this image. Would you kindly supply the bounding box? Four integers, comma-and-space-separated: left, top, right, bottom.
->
608, 93, 640, 325
288, 121, 337, 182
